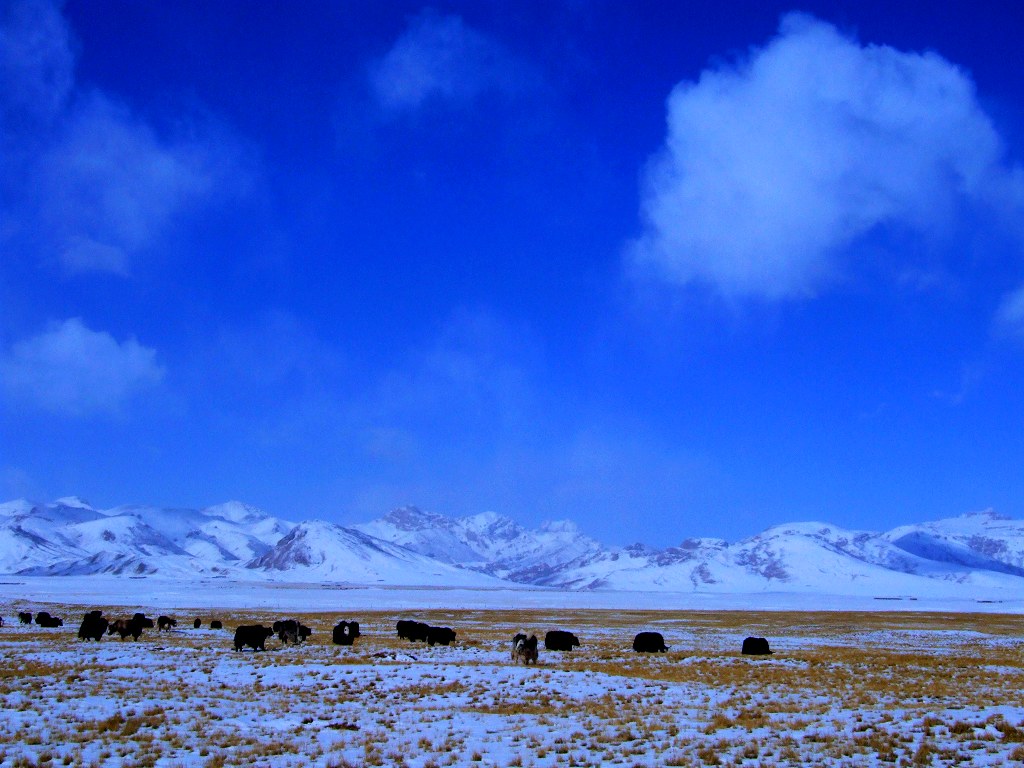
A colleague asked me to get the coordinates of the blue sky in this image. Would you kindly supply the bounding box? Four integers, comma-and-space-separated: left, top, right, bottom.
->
3, 1, 1024, 546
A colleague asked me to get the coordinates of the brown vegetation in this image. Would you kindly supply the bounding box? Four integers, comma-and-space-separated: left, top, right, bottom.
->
1, 602, 1022, 766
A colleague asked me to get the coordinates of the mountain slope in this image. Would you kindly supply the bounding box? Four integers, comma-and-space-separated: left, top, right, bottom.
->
0, 498, 293, 577
0, 499, 515, 586
3, 498, 1024, 596
247, 520, 507, 586
883, 510, 1024, 574
543, 516, 1024, 595
352, 506, 604, 581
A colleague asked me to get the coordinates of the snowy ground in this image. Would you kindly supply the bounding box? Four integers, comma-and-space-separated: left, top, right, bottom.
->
2, 594, 1024, 767
3, 575, 1024, 613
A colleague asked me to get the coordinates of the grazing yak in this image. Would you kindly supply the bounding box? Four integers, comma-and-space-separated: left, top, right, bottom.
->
19, 612, 32, 625
633, 631, 668, 653
397, 619, 429, 642
427, 626, 456, 646
157, 616, 177, 631
333, 620, 360, 646
544, 630, 580, 651
397, 619, 455, 646
272, 619, 310, 645
133, 613, 154, 629
78, 610, 108, 641
35, 611, 63, 628
210, 620, 223, 630
741, 636, 773, 655
512, 634, 539, 664
272, 619, 295, 643
194, 618, 202, 629
108, 617, 145, 640
234, 624, 274, 652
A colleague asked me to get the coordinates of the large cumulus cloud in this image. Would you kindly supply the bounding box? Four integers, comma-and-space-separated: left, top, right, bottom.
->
1, 318, 164, 416
629, 13, 1020, 301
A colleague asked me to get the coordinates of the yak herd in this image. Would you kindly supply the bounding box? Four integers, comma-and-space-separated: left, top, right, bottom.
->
8, 609, 775, 659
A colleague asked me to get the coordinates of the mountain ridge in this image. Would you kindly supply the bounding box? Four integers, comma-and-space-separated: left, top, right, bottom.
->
2, 497, 1024, 596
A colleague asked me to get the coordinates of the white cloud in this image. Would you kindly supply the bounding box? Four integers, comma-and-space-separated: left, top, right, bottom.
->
369, 10, 521, 113
33, 92, 221, 275
995, 285, 1024, 339
630, 13, 1018, 300
1, 318, 164, 416
1, 0, 249, 276
0, 0, 73, 132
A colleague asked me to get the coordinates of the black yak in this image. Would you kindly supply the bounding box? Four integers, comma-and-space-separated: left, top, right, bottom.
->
427, 626, 456, 646
741, 636, 773, 655
544, 630, 580, 651
397, 619, 429, 642
234, 625, 274, 652
632, 631, 668, 653
78, 611, 108, 641
333, 620, 359, 646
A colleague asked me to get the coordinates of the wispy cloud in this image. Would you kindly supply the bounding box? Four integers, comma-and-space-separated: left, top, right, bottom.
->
995, 285, 1024, 340
33, 92, 230, 275
1, 318, 164, 416
1, 0, 249, 276
369, 9, 525, 114
629, 13, 1021, 301
0, 0, 73, 133
191, 312, 348, 414
371, 309, 537, 432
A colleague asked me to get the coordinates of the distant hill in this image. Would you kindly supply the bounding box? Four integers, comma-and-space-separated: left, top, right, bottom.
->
3, 497, 1024, 597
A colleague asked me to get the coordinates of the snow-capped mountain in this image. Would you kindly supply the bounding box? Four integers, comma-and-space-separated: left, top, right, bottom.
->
0, 498, 511, 587
247, 520, 505, 587
882, 510, 1024, 574
538, 514, 1024, 595
3, 497, 1024, 596
351, 506, 603, 582
347, 505, 1024, 595
0, 497, 292, 577
351, 506, 482, 564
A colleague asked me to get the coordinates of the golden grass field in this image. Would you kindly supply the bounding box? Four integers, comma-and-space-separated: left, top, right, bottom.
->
1, 604, 1023, 767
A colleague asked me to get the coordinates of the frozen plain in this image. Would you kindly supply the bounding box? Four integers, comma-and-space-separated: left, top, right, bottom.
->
2, 580, 1024, 767
4, 575, 1024, 613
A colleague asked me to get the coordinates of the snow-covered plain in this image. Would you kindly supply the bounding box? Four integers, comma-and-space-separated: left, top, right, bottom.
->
4, 575, 1024, 613
2, 591, 1024, 767
5, 498, 1024, 766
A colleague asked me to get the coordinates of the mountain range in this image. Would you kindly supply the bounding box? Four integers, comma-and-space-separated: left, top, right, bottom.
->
2, 496, 1024, 597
